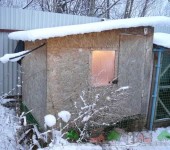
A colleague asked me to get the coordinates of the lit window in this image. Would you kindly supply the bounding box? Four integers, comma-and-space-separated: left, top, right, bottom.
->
91, 51, 116, 87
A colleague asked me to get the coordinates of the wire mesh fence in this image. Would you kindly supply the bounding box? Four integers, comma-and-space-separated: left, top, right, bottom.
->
156, 51, 170, 120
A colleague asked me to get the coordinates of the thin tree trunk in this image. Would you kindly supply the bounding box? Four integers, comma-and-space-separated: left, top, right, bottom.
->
106, 0, 110, 18
140, 0, 156, 17
124, 0, 134, 18
88, 0, 95, 16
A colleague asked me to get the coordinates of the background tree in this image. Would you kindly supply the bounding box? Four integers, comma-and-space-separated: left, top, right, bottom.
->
0, 0, 168, 19
123, 0, 134, 18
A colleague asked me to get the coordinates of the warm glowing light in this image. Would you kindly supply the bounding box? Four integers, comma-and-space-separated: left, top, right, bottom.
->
92, 51, 115, 87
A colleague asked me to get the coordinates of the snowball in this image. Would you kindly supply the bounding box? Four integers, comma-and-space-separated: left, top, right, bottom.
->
58, 111, 71, 123
44, 114, 56, 127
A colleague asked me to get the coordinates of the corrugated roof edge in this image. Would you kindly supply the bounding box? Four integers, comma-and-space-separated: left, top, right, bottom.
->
0, 7, 100, 30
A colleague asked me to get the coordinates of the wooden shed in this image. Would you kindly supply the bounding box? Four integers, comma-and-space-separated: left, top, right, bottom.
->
8, 16, 170, 129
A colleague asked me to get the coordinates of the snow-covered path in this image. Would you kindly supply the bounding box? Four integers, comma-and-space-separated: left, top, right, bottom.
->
0, 102, 18, 150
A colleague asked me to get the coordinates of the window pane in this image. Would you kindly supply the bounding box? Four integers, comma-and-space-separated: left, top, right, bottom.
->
92, 51, 115, 87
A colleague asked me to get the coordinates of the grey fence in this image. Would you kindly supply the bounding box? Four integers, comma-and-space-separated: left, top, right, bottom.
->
0, 7, 100, 96
0, 32, 19, 96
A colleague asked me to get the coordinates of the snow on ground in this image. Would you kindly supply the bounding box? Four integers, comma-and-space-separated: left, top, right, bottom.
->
8, 16, 170, 41
39, 126, 170, 150
0, 99, 170, 150
154, 32, 170, 48
39, 143, 102, 150
102, 145, 170, 150
39, 142, 170, 150
0, 100, 19, 150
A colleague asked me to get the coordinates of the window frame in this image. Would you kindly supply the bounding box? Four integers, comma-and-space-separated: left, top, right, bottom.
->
90, 49, 118, 87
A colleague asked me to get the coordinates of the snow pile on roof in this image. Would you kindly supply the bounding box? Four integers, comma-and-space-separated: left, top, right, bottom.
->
153, 32, 170, 48
8, 16, 170, 41
0, 50, 29, 63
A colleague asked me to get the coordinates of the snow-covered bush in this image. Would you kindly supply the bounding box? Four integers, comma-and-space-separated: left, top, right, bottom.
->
43, 86, 131, 143
60, 86, 131, 142
43, 112, 72, 146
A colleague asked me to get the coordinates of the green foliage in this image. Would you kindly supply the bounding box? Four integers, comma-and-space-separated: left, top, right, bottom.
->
20, 102, 39, 126
107, 130, 120, 141
66, 129, 79, 141
158, 130, 170, 141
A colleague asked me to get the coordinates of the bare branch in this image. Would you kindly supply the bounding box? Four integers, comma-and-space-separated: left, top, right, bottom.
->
22, 0, 34, 9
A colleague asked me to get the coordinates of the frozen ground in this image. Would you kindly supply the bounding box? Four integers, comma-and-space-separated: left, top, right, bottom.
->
39, 123, 170, 150
38, 141, 170, 150
39, 129, 170, 150
39, 142, 170, 150
0, 98, 170, 150
0, 99, 19, 150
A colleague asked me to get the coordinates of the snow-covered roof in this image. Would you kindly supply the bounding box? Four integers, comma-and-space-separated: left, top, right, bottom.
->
153, 33, 170, 49
8, 16, 170, 42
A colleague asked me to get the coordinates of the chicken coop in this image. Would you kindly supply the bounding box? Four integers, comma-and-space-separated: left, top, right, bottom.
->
8, 17, 170, 130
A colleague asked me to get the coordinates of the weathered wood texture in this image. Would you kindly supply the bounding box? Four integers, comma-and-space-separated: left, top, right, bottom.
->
23, 40, 47, 125
23, 27, 154, 128
141, 34, 154, 115
46, 27, 153, 127
46, 30, 120, 125
118, 34, 153, 117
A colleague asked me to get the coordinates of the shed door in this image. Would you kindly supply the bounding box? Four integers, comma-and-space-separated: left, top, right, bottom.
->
155, 51, 170, 121
119, 34, 146, 115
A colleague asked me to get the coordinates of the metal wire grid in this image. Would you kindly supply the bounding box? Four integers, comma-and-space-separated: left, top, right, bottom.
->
156, 51, 170, 120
